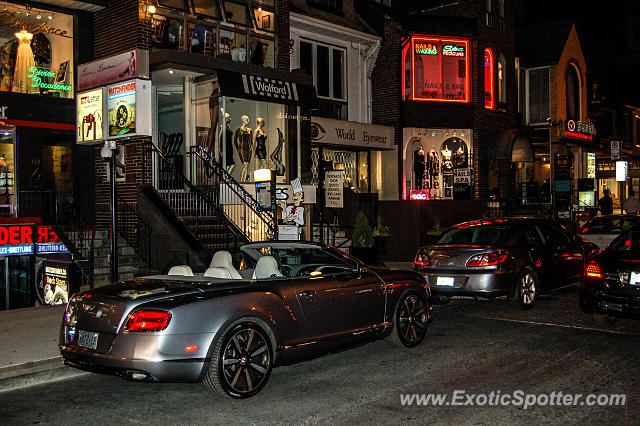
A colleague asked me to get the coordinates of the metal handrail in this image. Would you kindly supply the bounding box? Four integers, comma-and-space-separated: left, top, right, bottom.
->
188, 145, 276, 240
142, 142, 250, 250
116, 195, 152, 267
18, 190, 95, 289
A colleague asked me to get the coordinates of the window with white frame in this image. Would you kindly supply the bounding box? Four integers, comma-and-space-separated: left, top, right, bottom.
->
498, 52, 506, 105
528, 67, 550, 124
299, 39, 346, 117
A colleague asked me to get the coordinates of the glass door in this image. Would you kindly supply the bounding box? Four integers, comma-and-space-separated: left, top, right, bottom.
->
0, 126, 16, 218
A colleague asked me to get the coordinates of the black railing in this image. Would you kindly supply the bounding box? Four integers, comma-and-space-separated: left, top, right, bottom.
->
142, 142, 250, 251
19, 190, 95, 289
187, 146, 276, 242
117, 195, 152, 267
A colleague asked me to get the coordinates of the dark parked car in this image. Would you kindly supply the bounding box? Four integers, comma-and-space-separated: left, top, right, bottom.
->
414, 218, 598, 310
579, 214, 640, 249
580, 226, 640, 317
60, 241, 430, 398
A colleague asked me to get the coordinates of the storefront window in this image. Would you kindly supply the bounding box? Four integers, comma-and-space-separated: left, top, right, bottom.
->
0, 2, 74, 97
249, 36, 274, 67
0, 127, 15, 217
157, 86, 185, 190
357, 151, 369, 193
401, 35, 470, 102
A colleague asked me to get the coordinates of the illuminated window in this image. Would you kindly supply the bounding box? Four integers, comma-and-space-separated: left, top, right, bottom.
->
498, 52, 506, 104
566, 64, 580, 119
484, 48, 494, 109
401, 35, 470, 103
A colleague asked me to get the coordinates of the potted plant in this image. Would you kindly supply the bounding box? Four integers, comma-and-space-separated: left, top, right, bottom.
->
350, 211, 377, 265
373, 216, 391, 258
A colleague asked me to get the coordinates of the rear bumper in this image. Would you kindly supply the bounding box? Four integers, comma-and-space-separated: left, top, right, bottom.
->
580, 286, 640, 317
417, 268, 516, 298
59, 344, 207, 382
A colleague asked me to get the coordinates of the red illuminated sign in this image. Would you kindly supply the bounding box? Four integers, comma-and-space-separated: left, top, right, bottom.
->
0, 225, 59, 246
402, 35, 470, 103
410, 190, 429, 201
484, 48, 494, 110
565, 120, 595, 141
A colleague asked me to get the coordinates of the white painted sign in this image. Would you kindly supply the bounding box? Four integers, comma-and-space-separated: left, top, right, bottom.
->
325, 171, 344, 208
616, 161, 628, 182
311, 117, 394, 150
611, 140, 621, 160
77, 49, 149, 91
453, 168, 473, 184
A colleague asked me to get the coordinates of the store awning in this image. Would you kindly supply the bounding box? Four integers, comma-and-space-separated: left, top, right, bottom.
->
489, 129, 534, 162
216, 70, 318, 109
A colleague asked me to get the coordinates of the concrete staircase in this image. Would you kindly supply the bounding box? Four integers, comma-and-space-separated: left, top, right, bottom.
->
92, 229, 148, 287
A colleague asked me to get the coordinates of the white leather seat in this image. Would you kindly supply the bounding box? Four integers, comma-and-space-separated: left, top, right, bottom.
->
252, 256, 284, 279
167, 265, 194, 276
210, 251, 242, 279
204, 267, 232, 279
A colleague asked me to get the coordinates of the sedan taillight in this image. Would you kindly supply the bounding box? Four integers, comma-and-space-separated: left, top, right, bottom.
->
466, 252, 508, 267
414, 252, 431, 267
585, 261, 603, 278
125, 310, 172, 332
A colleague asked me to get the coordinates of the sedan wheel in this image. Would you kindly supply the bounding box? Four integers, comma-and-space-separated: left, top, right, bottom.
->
509, 269, 537, 310
203, 320, 273, 398
388, 291, 429, 348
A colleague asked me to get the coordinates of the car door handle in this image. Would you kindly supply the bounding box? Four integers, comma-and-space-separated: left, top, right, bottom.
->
299, 290, 315, 298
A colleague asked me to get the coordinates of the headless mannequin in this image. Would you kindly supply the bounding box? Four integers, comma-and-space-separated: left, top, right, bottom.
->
234, 115, 253, 181
413, 146, 425, 190
441, 145, 453, 175
253, 117, 268, 169
218, 112, 235, 174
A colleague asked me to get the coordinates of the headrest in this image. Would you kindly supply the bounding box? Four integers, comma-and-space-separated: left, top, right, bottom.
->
204, 267, 233, 279
210, 251, 234, 268
167, 265, 194, 276
252, 256, 284, 279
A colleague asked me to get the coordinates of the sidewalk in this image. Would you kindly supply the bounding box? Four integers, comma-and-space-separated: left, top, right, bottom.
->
0, 262, 414, 393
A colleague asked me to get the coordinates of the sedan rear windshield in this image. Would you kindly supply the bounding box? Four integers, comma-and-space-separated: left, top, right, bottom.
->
436, 225, 510, 245
609, 229, 640, 253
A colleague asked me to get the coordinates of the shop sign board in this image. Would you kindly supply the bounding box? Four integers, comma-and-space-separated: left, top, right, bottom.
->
36, 243, 69, 254
325, 171, 344, 208
453, 168, 473, 184
0, 244, 33, 256
76, 88, 104, 144
565, 119, 596, 141
587, 152, 596, 178
0, 225, 59, 246
107, 79, 152, 138
77, 49, 149, 92
311, 117, 394, 150
611, 140, 621, 160
555, 180, 571, 192
616, 161, 628, 182
278, 225, 300, 241
409, 190, 429, 200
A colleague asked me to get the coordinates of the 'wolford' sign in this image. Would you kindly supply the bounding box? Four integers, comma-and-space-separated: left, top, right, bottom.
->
310, 117, 394, 150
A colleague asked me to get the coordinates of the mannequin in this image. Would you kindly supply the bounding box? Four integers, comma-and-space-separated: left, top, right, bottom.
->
218, 113, 235, 174
454, 144, 467, 168
12, 30, 36, 94
234, 115, 253, 181
413, 146, 425, 190
205, 79, 220, 157
271, 128, 286, 176
441, 144, 453, 175
427, 147, 439, 176
253, 117, 268, 169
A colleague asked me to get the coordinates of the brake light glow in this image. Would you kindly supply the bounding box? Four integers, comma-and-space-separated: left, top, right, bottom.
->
185, 345, 198, 352
125, 310, 172, 332
414, 253, 431, 267
581, 227, 588, 234
466, 252, 508, 267
585, 262, 603, 278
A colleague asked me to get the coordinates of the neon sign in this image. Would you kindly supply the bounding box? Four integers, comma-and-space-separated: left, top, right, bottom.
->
415, 43, 438, 55
565, 119, 596, 141
484, 48, 494, 109
410, 190, 429, 200
442, 45, 465, 56
28, 67, 72, 91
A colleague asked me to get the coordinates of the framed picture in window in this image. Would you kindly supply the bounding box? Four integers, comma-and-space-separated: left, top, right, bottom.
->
261, 15, 270, 29
55, 61, 69, 84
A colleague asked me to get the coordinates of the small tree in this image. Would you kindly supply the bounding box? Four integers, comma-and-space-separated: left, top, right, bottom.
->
352, 211, 374, 248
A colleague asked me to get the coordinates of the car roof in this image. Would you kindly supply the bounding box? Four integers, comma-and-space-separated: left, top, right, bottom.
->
451, 217, 538, 229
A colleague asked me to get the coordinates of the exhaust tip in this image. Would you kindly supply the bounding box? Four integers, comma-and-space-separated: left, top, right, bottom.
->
120, 370, 153, 381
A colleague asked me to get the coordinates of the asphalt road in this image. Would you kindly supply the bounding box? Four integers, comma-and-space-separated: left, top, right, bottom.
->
2, 286, 639, 425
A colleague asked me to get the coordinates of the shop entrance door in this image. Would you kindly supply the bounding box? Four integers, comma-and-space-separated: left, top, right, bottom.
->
0, 255, 34, 310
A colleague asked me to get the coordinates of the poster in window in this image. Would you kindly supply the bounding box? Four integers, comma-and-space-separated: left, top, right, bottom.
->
55, 61, 69, 84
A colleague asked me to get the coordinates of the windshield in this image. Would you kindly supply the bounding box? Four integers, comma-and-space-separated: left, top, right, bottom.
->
436, 225, 510, 245
609, 229, 640, 254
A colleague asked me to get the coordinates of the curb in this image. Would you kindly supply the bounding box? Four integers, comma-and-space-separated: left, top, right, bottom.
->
0, 358, 89, 393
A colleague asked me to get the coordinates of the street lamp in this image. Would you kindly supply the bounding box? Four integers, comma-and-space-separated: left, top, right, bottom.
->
101, 140, 118, 283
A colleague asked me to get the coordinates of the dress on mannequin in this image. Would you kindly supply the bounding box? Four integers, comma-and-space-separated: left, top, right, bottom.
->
12, 30, 36, 94
427, 148, 439, 176
454, 145, 467, 168
413, 146, 426, 190
254, 117, 268, 169
441, 145, 453, 175
271, 128, 286, 176
234, 115, 253, 180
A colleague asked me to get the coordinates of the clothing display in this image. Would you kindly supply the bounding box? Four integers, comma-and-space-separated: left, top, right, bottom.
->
255, 132, 267, 160
413, 147, 426, 190
224, 126, 234, 165
454, 146, 468, 168
271, 128, 286, 176
427, 149, 439, 176
234, 126, 253, 163
12, 30, 37, 94
441, 145, 453, 175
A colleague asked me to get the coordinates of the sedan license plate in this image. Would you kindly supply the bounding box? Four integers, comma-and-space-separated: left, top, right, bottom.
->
436, 276, 455, 287
78, 330, 99, 350
630, 272, 640, 286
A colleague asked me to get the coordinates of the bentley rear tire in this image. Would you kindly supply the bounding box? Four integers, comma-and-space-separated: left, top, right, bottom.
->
203, 319, 273, 398
387, 290, 429, 348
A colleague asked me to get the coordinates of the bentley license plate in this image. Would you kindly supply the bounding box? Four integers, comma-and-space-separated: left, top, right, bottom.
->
78, 330, 99, 349
630, 272, 640, 286
436, 276, 455, 287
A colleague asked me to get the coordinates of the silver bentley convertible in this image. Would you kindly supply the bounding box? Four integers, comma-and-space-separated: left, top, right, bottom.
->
59, 241, 431, 398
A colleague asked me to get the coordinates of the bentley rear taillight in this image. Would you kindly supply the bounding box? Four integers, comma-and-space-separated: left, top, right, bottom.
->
585, 262, 603, 278
125, 310, 172, 332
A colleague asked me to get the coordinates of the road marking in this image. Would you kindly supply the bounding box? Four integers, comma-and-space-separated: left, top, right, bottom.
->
477, 316, 640, 336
